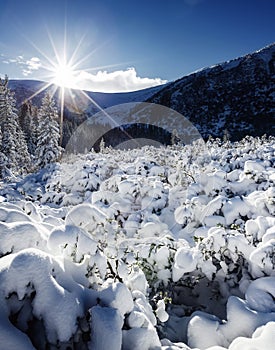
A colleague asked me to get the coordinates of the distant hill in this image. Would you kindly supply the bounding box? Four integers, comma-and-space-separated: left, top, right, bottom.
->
8, 79, 164, 111
9, 43, 275, 144
9, 80, 165, 146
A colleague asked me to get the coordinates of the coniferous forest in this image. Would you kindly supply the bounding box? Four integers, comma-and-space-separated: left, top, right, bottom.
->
0, 76, 62, 179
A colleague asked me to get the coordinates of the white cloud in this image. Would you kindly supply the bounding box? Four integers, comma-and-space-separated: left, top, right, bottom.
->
2, 56, 24, 65
23, 57, 42, 76
26, 57, 41, 70
0, 54, 166, 92
22, 69, 31, 76
74, 67, 167, 92
1, 55, 41, 76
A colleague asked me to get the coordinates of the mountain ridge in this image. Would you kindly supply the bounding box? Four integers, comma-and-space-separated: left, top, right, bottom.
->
8, 43, 275, 143
147, 43, 275, 140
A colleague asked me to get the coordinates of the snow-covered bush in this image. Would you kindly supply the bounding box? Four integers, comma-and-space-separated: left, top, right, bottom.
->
0, 135, 274, 349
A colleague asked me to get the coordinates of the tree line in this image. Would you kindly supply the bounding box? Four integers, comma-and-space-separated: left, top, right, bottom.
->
0, 76, 62, 179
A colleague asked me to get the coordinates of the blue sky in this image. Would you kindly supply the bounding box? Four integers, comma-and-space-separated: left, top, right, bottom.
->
0, 0, 274, 92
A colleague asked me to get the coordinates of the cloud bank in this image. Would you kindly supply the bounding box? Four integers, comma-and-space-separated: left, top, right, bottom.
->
75, 67, 167, 92
23, 57, 41, 76
1, 54, 167, 92
2, 55, 41, 76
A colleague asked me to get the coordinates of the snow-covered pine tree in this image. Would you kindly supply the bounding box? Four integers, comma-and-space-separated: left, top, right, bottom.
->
16, 124, 31, 172
19, 102, 32, 143
0, 75, 8, 125
1, 108, 18, 172
35, 93, 62, 168
0, 75, 30, 175
19, 100, 38, 156
99, 137, 106, 153
19, 101, 30, 132
29, 106, 39, 158
0, 128, 8, 179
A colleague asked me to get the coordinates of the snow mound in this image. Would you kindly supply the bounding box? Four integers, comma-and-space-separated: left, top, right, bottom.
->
0, 135, 275, 349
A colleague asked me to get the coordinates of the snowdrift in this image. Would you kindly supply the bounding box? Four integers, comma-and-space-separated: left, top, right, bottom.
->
0, 135, 275, 349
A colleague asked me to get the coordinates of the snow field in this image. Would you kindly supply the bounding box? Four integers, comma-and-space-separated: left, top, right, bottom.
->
0, 136, 274, 349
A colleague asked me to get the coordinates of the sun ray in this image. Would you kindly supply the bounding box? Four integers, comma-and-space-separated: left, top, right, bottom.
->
71, 38, 113, 71
81, 61, 137, 73
63, 11, 67, 64
21, 33, 57, 69
68, 32, 87, 67
59, 86, 65, 145
20, 19, 135, 148
45, 28, 63, 68
23, 81, 54, 104
67, 88, 82, 113
79, 89, 139, 146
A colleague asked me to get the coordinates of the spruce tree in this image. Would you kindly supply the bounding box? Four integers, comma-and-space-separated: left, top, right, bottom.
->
19, 102, 32, 142
0, 75, 30, 175
16, 124, 31, 172
35, 93, 62, 168
0, 128, 8, 178
0, 76, 9, 125
29, 105, 39, 156
19, 100, 38, 156
1, 109, 18, 171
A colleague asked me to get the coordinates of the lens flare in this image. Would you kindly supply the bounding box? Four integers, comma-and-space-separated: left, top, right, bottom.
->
52, 62, 77, 89
22, 25, 134, 147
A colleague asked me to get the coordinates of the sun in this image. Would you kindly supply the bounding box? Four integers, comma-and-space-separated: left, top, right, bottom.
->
52, 62, 77, 89
24, 28, 121, 146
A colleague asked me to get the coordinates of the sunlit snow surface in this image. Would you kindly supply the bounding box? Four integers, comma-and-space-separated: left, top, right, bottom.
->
0, 136, 275, 349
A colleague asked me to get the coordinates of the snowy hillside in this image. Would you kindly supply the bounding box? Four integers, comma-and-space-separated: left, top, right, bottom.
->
8, 80, 166, 147
0, 135, 275, 349
8, 79, 164, 110
9, 43, 275, 146
148, 43, 275, 140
